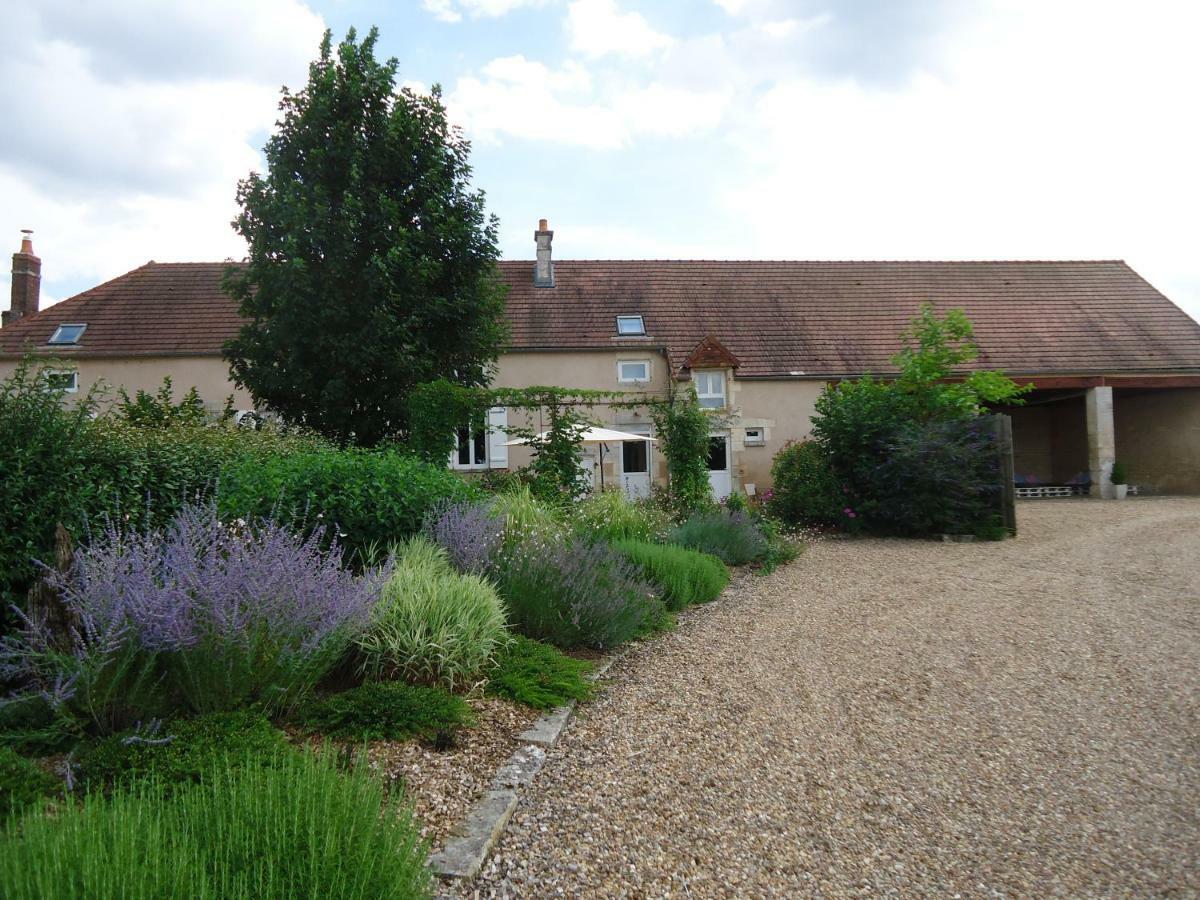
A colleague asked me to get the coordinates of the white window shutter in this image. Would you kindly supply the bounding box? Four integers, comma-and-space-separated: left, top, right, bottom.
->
487, 406, 508, 469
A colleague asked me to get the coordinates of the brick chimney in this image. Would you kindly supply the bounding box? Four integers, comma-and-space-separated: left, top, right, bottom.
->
533, 218, 554, 288
2, 230, 41, 328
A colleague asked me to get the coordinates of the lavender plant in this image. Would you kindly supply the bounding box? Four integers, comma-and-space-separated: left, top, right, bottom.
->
0, 502, 384, 735
421, 501, 504, 576
490, 527, 658, 650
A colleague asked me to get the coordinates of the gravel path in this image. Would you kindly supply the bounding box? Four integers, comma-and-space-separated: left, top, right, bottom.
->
453, 498, 1200, 898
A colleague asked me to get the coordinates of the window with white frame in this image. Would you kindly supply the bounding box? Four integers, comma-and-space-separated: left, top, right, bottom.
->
45, 370, 78, 393
452, 424, 488, 469
615, 315, 645, 336
743, 427, 765, 446
617, 359, 651, 383
693, 370, 726, 409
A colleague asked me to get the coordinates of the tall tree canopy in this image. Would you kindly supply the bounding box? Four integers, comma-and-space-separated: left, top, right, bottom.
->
224, 28, 508, 445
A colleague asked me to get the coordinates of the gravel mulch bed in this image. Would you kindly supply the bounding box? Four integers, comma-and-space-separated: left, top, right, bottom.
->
448, 498, 1200, 897
366, 697, 541, 846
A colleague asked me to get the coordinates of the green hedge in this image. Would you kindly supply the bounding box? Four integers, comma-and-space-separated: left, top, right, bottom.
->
612, 540, 730, 610
218, 448, 480, 565
0, 360, 326, 620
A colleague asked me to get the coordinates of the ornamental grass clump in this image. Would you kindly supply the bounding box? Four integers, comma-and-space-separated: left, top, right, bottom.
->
0, 502, 384, 736
421, 500, 504, 575
490, 527, 657, 650
354, 537, 507, 689
0, 748, 432, 899
668, 509, 768, 566
569, 490, 672, 543
611, 540, 729, 610
488, 484, 561, 536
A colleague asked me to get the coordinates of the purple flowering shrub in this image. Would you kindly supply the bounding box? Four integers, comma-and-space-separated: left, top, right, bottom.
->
489, 526, 657, 650
421, 501, 504, 576
0, 503, 383, 735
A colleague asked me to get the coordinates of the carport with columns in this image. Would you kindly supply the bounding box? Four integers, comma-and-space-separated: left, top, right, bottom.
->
1000, 377, 1200, 497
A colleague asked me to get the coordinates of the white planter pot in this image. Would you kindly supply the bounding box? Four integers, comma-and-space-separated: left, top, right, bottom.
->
1113, 484, 1128, 500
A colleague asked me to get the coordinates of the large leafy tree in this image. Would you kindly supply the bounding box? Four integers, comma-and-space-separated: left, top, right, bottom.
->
224, 28, 508, 445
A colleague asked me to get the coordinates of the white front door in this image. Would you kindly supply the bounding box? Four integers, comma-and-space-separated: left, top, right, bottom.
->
707, 433, 732, 500
619, 427, 652, 499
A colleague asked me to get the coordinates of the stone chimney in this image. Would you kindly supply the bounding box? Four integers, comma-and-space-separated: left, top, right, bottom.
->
533, 218, 554, 287
2, 230, 41, 328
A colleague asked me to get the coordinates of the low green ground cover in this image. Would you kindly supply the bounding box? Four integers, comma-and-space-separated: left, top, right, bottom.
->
485, 636, 594, 709
298, 681, 475, 744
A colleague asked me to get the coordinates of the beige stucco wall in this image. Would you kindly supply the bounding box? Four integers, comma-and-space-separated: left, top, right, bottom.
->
492, 351, 826, 493
1114, 388, 1200, 494
723, 379, 825, 491
491, 350, 671, 481
0, 355, 253, 412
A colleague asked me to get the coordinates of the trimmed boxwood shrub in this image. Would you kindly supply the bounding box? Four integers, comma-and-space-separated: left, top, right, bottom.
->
218, 448, 480, 565
0, 747, 60, 818
612, 540, 729, 610
75, 710, 293, 791
485, 636, 594, 710
0, 749, 432, 899
298, 681, 475, 744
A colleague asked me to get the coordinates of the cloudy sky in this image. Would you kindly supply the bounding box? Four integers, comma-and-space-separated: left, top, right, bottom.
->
2, 0, 1198, 322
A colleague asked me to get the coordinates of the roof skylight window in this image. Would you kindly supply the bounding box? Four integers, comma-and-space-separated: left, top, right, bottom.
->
616, 315, 645, 336
48, 323, 87, 345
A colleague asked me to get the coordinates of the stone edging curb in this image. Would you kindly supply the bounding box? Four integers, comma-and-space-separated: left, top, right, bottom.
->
429, 648, 629, 879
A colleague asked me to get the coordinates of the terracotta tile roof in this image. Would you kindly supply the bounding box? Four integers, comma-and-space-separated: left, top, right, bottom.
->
683, 335, 741, 370
499, 260, 1200, 377
4, 259, 1199, 378
0, 262, 243, 357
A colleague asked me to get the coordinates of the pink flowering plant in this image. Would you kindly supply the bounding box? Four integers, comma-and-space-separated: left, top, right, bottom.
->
0, 502, 385, 736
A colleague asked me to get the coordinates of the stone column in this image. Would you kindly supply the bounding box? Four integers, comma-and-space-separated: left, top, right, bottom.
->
1085, 386, 1115, 498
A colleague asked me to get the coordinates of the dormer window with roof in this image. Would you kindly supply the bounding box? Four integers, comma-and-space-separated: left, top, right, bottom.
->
48, 323, 86, 345
616, 315, 645, 336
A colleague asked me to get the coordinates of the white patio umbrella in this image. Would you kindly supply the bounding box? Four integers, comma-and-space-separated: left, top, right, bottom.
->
505, 426, 656, 490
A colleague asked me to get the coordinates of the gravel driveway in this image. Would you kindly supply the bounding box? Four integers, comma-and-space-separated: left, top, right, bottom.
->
456, 498, 1200, 898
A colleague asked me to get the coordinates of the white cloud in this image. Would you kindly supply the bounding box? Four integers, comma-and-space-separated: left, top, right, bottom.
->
0, 0, 325, 307
565, 0, 674, 58
423, 0, 548, 23
713, 0, 1200, 319
447, 55, 728, 148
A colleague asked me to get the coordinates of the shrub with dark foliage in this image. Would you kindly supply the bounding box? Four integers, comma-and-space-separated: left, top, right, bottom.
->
76, 710, 293, 790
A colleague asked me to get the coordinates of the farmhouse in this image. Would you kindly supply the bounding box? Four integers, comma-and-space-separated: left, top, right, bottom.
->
3, 225, 1200, 496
